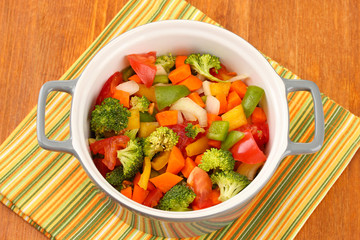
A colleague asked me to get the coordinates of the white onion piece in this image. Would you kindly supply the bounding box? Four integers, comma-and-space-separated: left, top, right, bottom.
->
155, 65, 168, 75
115, 81, 139, 95
205, 95, 220, 115
181, 111, 197, 121
195, 86, 204, 95
227, 74, 248, 82
196, 73, 206, 81
202, 81, 212, 96
170, 97, 208, 127
177, 110, 184, 124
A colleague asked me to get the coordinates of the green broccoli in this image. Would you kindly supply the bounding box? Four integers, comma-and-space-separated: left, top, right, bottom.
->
124, 129, 139, 140
117, 139, 144, 179
130, 96, 150, 112
198, 148, 235, 172
90, 97, 130, 138
184, 53, 225, 82
143, 126, 179, 159
156, 185, 196, 211
155, 53, 175, 73
105, 165, 127, 187
185, 123, 205, 139
211, 170, 250, 202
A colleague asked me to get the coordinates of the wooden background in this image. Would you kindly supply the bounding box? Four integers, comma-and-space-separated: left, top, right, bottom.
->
0, 0, 359, 239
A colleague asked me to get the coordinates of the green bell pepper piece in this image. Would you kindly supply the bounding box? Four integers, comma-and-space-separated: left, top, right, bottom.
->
241, 85, 265, 118
155, 85, 191, 110
153, 75, 169, 84
121, 66, 135, 82
207, 121, 229, 141
221, 131, 244, 150
139, 112, 157, 122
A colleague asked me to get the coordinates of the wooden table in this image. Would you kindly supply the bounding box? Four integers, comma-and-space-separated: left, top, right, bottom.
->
0, 0, 359, 239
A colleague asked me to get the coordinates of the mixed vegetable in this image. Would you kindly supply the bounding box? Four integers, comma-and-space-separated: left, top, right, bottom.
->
89, 52, 269, 211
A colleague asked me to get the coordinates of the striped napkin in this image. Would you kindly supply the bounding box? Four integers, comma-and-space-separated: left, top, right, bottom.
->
1, 0, 360, 239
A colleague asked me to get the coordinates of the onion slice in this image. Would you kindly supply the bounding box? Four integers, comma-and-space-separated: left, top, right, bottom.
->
205, 95, 220, 115
170, 97, 208, 127
116, 81, 139, 95
227, 74, 248, 82
202, 81, 212, 96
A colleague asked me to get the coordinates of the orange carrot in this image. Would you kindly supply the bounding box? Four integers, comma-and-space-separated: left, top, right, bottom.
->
181, 157, 197, 178
148, 102, 155, 115
188, 92, 205, 108
168, 64, 191, 84
227, 90, 242, 110
128, 74, 142, 84
120, 186, 133, 199
208, 139, 222, 149
112, 89, 130, 108
155, 110, 178, 126
166, 146, 185, 175
211, 189, 222, 205
207, 113, 222, 126
178, 75, 203, 91
149, 172, 183, 193
230, 80, 247, 99
147, 181, 156, 191
251, 107, 267, 123
132, 184, 149, 204
175, 55, 188, 68
194, 154, 204, 166
216, 93, 228, 114
133, 172, 141, 185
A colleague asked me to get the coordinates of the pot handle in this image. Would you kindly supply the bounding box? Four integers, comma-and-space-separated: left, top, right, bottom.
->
281, 78, 325, 157
37, 78, 78, 155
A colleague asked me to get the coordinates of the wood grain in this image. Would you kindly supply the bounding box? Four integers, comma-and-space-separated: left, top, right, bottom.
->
0, 0, 359, 239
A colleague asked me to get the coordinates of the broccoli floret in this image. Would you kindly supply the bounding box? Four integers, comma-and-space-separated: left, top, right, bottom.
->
156, 185, 196, 211
185, 123, 205, 139
198, 148, 235, 172
143, 126, 179, 159
105, 165, 127, 186
184, 53, 225, 82
130, 96, 150, 112
90, 97, 130, 138
124, 129, 139, 140
155, 53, 175, 73
117, 139, 144, 179
211, 171, 250, 202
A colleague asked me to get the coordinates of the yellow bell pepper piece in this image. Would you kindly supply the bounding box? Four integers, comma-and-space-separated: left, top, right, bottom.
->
126, 109, 140, 130
151, 151, 171, 171
210, 82, 231, 96
221, 104, 248, 131
138, 157, 151, 190
139, 122, 159, 138
135, 84, 156, 102
185, 136, 210, 157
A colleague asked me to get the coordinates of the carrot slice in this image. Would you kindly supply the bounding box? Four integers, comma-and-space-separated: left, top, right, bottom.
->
227, 90, 242, 110
216, 93, 228, 114
178, 75, 203, 91
230, 80, 247, 99
181, 157, 197, 178
211, 189, 222, 205
175, 55, 188, 68
195, 154, 204, 166
166, 146, 185, 175
149, 172, 183, 193
251, 107, 267, 123
188, 92, 205, 108
120, 186, 133, 199
208, 139, 222, 149
128, 74, 142, 84
207, 113, 222, 126
155, 110, 178, 126
168, 64, 191, 84
112, 89, 130, 108
132, 184, 149, 204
